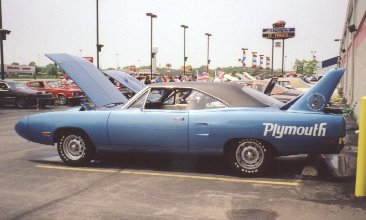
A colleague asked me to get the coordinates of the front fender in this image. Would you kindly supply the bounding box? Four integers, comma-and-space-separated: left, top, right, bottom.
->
27, 111, 111, 148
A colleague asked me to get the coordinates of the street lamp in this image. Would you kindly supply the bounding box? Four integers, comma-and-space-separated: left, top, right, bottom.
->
334, 39, 342, 67
0, 0, 11, 80
205, 33, 211, 74
115, 53, 119, 70
181, 25, 188, 75
311, 50, 316, 60
96, 0, 104, 69
146, 12, 157, 79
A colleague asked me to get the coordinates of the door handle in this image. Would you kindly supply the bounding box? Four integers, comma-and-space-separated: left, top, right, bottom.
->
173, 117, 185, 121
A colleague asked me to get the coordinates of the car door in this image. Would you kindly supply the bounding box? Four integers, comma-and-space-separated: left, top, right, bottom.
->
187, 90, 228, 153
107, 88, 189, 152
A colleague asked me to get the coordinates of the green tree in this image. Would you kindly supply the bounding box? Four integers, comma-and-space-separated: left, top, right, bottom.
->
45, 64, 59, 76
29, 61, 36, 66
11, 62, 19, 65
304, 59, 318, 76
293, 59, 305, 75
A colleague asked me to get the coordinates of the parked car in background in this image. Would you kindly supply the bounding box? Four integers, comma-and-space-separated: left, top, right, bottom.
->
0, 80, 54, 108
15, 54, 346, 177
277, 77, 342, 103
236, 79, 303, 103
276, 77, 313, 92
26, 80, 84, 105
104, 70, 146, 99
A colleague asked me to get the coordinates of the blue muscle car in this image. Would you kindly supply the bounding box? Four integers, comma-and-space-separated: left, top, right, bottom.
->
15, 54, 346, 176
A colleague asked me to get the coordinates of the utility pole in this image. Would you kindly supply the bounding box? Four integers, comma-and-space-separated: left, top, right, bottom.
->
181, 25, 188, 75
205, 33, 211, 74
146, 13, 157, 79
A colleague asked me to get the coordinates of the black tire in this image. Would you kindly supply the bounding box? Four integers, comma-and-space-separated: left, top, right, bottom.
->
227, 139, 273, 176
16, 97, 27, 109
40, 102, 47, 109
57, 95, 67, 105
57, 131, 95, 166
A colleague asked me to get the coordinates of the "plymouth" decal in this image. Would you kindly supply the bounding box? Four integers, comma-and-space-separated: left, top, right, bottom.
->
263, 123, 327, 138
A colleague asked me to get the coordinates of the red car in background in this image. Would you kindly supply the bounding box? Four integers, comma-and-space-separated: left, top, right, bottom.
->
26, 80, 84, 105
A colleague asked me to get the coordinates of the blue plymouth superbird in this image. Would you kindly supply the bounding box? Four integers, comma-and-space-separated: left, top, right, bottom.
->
15, 54, 346, 176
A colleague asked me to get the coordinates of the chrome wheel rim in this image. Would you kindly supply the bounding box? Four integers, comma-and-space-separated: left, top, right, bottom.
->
235, 141, 264, 170
58, 96, 67, 105
63, 135, 86, 160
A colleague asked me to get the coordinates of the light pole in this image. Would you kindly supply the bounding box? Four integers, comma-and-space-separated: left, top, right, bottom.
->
96, 0, 103, 69
181, 25, 188, 75
205, 33, 211, 74
115, 53, 119, 70
311, 50, 316, 60
334, 39, 342, 67
0, 0, 11, 80
146, 12, 157, 79
79, 49, 83, 57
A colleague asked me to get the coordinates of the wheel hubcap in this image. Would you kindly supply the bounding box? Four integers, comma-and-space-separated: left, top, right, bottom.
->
63, 135, 86, 160
58, 96, 67, 105
236, 141, 264, 170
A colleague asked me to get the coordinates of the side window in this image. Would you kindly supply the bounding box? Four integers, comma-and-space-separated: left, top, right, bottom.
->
29, 82, 41, 88
128, 91, 149, 109
187, 90, 227, 110
0, 83, 9, 89
143, 88, 191, 110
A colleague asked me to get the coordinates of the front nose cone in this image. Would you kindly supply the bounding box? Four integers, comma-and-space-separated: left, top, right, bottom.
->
15, 116, 30, 140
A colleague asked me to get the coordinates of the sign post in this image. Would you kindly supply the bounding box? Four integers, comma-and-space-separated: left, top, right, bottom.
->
262, 20, 295, 75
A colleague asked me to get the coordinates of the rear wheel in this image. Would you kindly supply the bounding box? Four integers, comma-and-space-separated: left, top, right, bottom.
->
16, 97, 27, 109
57, 131, 95, 166
227, 139, 273, 176
57, 95, 67, 105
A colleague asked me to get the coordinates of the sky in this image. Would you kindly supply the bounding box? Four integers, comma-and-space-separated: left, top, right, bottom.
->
3, 0, 347, 70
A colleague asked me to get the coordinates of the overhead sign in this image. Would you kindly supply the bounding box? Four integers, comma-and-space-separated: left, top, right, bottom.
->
262, 28, 295, 39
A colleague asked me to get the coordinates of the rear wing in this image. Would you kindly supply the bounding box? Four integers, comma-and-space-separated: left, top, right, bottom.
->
285, 68, 344, 112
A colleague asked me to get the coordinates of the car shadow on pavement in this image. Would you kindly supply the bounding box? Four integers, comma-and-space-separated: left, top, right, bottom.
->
30, 151, 310, 180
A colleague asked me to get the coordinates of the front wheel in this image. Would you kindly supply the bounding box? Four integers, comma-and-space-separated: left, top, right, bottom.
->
57, 95, 67, 105
16, 97, 27, 109
227, 139, 273, 176
57, 131, 95, 166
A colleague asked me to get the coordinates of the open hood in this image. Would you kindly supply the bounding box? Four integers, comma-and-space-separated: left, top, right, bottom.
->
46, 53, 128, 108
104, 70, 146, 94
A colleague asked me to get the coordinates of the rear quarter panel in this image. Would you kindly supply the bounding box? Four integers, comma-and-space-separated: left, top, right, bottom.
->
189, 108, 345, 155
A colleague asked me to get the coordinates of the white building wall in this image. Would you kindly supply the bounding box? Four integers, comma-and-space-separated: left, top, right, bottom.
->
340, 0, 366, 121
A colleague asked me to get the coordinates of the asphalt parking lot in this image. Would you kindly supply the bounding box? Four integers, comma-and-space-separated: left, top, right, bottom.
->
1, 106, 366, 220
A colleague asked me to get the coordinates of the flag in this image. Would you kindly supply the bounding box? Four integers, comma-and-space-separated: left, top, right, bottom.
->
252, 52, 257, 68
240, 49, 248, 67
266, 57, 271, 69
259, 55, 264, 69
197, 71, 210, 81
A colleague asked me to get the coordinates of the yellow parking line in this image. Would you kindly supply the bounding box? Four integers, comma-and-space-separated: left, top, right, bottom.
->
36, 164, 118, 173
36, 164, 299, 187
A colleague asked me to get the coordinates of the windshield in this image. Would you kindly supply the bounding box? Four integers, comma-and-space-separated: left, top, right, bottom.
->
47, 81, 60, 88
6, 81, 26, 90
